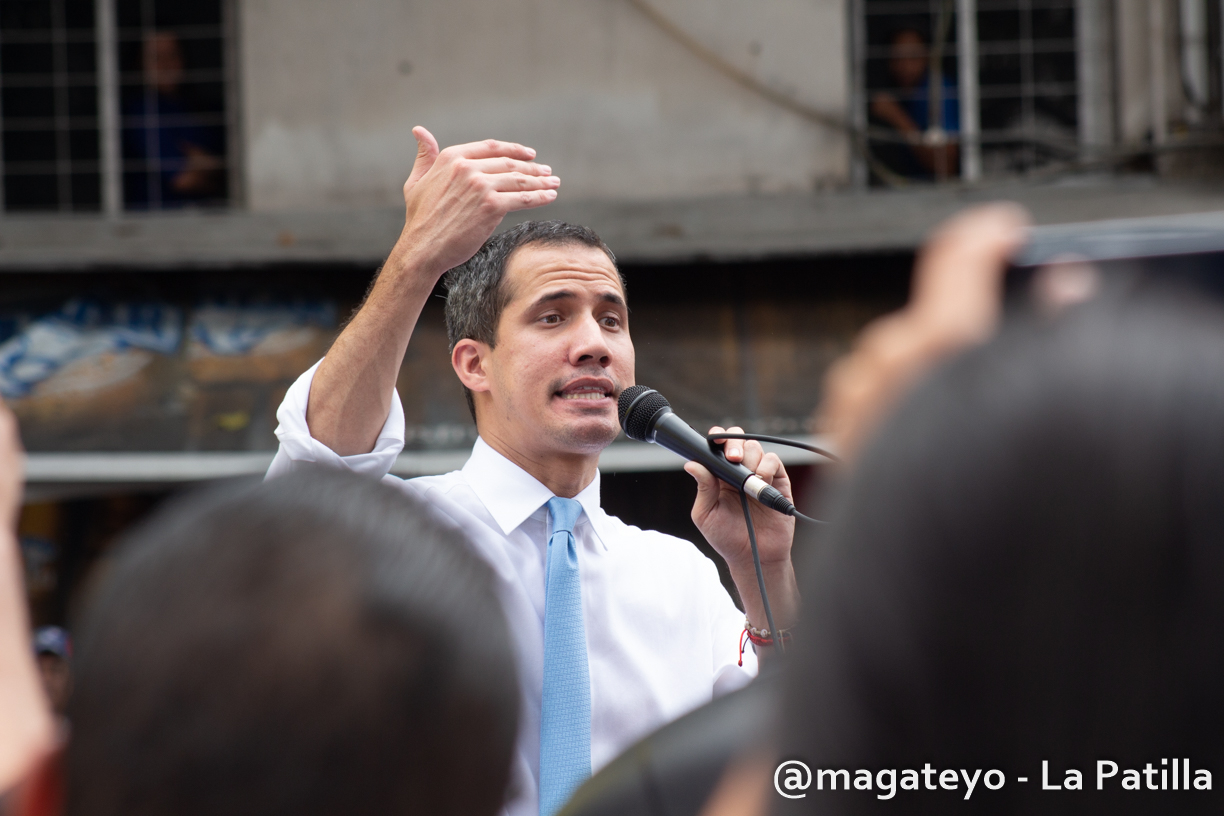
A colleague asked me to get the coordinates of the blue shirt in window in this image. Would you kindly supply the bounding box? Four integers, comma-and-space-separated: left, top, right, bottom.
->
901, 73, 960, 133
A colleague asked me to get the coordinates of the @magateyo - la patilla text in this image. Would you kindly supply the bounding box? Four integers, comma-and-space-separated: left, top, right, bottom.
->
773, 759, 1214, 801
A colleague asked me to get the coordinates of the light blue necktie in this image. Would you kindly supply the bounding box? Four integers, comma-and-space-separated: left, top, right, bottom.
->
539, 496, 591, 816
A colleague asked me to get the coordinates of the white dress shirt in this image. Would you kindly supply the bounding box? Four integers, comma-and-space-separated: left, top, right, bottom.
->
268, 362, 757, 816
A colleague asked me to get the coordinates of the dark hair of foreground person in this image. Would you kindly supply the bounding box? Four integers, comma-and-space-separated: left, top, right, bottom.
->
63, 469, 519, 816
779, 295, 1224, 814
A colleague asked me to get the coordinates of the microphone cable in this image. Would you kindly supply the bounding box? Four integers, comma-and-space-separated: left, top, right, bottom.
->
709, 432, 838, 526
720, 433, 840, 657
706, 432, 841, 464
738, 486, 783, 655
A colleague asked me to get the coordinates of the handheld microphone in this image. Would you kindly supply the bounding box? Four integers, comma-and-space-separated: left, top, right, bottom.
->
617, 385, 798, 517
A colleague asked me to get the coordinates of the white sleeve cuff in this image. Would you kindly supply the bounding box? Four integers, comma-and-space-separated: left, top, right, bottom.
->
713, 660, 756, 697
268, 359, 406, 480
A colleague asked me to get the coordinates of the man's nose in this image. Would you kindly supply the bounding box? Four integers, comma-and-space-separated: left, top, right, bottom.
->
570, 314, 612, 367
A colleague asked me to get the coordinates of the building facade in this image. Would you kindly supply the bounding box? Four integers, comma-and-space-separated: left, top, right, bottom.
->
5, 0, 1224, 621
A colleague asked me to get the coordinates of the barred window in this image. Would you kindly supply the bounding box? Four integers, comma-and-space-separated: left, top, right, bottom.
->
977, 0, 1077, 175
0, 0, 101, 212
0, 0, 231, 214
858, 0, 1077, 184
118, 0, 227, 209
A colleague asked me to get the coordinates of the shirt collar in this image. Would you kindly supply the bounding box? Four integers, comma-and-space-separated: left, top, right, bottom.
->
461, 437, 609, 547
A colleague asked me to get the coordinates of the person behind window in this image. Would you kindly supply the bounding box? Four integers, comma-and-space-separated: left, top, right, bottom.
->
870, 28, 960, 180
122, 31, 224, 208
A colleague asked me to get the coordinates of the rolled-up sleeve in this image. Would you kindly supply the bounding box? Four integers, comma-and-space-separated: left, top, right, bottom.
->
266, 359, 406, 480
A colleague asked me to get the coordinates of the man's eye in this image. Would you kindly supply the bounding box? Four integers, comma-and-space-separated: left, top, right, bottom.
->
601, 316, 621, 328
541, 314, 562, 325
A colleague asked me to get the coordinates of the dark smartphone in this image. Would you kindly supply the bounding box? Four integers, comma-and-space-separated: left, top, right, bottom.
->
1006, 210, 1224, 310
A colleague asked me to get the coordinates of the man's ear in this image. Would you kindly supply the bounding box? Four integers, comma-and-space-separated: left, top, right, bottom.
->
451, 339, 493, 394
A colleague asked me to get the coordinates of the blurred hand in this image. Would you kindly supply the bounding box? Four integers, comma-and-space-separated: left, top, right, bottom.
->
870, 91, 917, 134
0, 401, 23, 532
171, 142, 223, 195
0, 400, 53, 794
817, 203, 1030, 463
391, 126, 560, 283
687, 426, 798, 631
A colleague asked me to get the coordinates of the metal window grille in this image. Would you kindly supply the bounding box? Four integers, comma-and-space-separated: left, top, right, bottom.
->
0, 0, 230, 215
116, 0, 227, 210
855, 0, 1078, 184
977, 0, 1077, 175
0, 0, 101, 212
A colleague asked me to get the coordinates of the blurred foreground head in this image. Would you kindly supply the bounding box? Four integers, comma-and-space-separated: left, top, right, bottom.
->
62, 470, 518, 816
781, 296, 1224, 814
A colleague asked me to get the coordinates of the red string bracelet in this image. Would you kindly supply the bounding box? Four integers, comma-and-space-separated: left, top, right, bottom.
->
739, 626, 784, 666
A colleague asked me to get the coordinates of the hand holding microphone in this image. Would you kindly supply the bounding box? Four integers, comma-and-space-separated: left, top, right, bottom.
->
619, 385, 801, 642
617, 385, 798, 516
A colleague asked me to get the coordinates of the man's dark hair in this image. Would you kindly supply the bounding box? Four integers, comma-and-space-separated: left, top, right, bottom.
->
881, 13, 932, 46
443, 220, 620, 421
780, 296, 1224, 814
65, 469, 519, 816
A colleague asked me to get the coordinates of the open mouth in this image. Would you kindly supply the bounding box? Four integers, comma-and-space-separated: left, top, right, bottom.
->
555, 379, 615, 403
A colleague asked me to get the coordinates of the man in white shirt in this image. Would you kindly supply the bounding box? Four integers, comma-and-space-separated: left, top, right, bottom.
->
268, 127, 798, 816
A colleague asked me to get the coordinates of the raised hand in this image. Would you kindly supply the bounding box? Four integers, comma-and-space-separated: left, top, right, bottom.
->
392, 126, 560, 284
307, 126, 559, 457
402, 125, 441, 194
0, 400, 53, 792
817, 204, 1028, 462
0, 404, 21, 533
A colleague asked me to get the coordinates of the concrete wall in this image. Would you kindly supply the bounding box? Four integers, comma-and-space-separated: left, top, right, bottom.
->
238, 0, 850, 211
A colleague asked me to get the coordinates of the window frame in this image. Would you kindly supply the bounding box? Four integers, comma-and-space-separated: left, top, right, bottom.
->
0, 0, 239, 216
849, 0, 1091, 186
